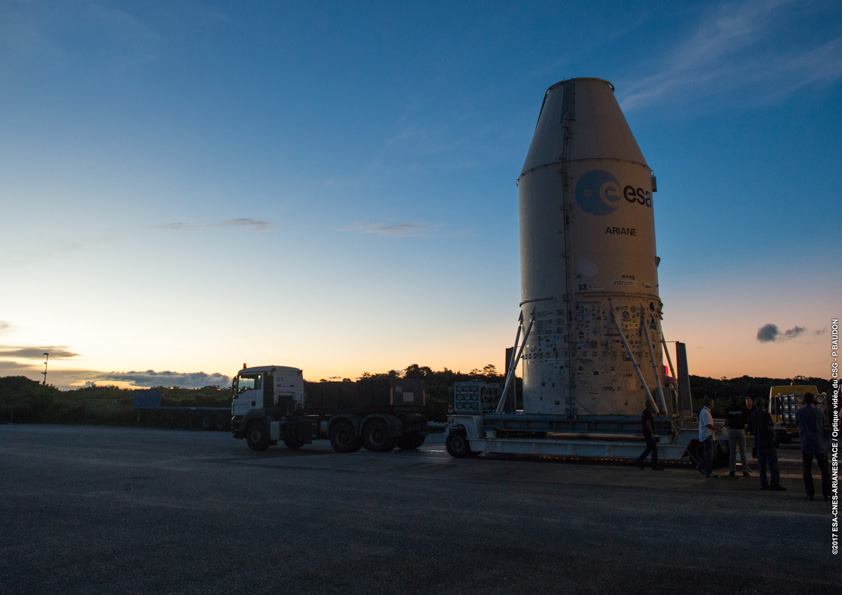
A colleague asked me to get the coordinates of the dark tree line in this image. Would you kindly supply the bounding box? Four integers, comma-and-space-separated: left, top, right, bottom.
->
0, 369, 833, 424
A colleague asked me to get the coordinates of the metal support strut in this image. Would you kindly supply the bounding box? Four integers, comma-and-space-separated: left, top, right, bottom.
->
500, 312, 524, 412
496, 312, 535, 414
609, 304, 659, 415
641, 312, 668, 415
657, 322, 683, 417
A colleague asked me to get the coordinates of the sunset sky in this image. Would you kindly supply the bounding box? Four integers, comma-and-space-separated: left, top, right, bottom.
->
1, 0, 840, 388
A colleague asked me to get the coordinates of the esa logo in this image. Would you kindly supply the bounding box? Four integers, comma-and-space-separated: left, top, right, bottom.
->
575, 169, 652, 216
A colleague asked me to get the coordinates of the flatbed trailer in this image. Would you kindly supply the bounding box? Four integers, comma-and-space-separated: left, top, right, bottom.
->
444, 413, 714, 464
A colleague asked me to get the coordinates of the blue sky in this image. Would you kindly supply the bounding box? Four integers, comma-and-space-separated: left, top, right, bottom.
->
1, 0, 840, 387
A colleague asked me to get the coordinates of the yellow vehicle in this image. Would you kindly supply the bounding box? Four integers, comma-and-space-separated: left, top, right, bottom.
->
768, 384, 820, 444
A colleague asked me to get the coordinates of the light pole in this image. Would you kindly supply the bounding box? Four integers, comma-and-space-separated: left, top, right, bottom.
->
42, 352, 49, 386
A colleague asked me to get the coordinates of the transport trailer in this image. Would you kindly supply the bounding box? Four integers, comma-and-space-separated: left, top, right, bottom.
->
444, 365, 726, 464
231, 365, 427, 453
444, 412, 701, 463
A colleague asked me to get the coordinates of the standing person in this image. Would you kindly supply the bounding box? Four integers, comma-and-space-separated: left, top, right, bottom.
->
748, 398, 786, 491
698, 398, 720, 478
726, 396, 751, 478
796, 393, 831, 501
637, 400, 661, 470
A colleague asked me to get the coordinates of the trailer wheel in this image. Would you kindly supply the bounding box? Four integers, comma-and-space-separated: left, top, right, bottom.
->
362, 419, 394, 452
201, 414, 213, 431
398, 432, 426, 450
446, 429, 472, 458
245, 422, 270, 452
283, 436, 304, 450
330, 420, 361, 453
214, 415, 228, 431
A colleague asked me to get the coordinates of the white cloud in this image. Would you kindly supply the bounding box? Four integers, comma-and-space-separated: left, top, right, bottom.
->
93, 370, 231, 388
0, 0, 160, 70
214, 218, 271, 231
342, 222, 437, 237
619, 0, 842, 111
0, 360, 232, 390
155, 218, 270, 232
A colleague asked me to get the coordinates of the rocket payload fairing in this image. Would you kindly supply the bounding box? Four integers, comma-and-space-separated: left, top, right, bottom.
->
518, 78, 665, 417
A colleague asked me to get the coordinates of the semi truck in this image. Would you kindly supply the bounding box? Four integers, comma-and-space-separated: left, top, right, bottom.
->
230, 365, 428, 453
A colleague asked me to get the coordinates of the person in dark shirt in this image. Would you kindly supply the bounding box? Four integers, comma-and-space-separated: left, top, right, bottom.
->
747, 398, 785, 491
725, 396, 751, 477
637, 400, 661, 470
796, 393, 831, 501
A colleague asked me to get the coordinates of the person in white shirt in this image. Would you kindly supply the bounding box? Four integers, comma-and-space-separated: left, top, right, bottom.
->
698, 398, 720, 478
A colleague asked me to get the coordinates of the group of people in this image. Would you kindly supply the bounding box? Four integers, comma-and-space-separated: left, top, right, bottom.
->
637, 393, 832, 501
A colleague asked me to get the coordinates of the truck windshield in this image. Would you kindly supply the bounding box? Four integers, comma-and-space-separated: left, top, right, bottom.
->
235, 373, 262, 393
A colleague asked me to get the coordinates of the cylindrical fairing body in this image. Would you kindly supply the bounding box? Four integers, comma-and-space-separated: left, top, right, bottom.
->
519, 78, 664, 417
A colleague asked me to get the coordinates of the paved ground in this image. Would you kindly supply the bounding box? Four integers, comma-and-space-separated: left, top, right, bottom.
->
0, 424, 836, 594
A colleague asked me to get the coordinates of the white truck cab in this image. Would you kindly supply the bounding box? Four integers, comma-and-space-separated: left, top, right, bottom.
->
231, 365, 305, 418
230, 365, 315, 450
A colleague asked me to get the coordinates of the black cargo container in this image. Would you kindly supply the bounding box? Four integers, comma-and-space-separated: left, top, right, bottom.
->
304, 378, 425, 416
299, 377, 427, 453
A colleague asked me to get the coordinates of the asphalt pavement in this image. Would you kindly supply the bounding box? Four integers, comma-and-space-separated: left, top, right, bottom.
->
0, 424, 836, 594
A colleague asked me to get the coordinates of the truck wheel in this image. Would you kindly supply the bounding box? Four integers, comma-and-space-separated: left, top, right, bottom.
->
363, 419, 395, 452
330, 420, 361, 453
446, 430, 471, 458
246, 422, 270, 452
283, 436, 304, 450
398, 432, 425, 450
214, 415, 228, 431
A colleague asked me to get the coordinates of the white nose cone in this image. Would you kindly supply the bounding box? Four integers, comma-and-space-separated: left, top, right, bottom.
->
518, 78, 663, 417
